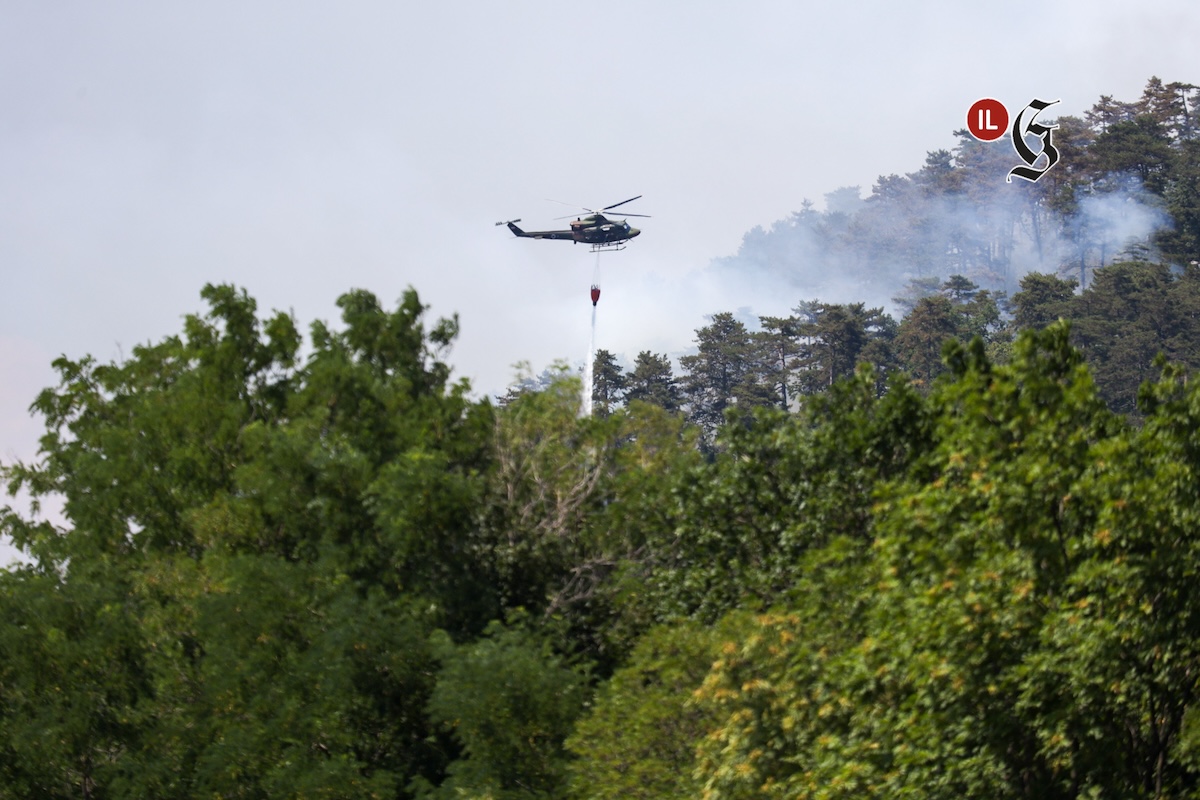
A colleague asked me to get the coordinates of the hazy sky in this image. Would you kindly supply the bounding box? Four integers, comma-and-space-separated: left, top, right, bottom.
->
3, 1, 1198, 562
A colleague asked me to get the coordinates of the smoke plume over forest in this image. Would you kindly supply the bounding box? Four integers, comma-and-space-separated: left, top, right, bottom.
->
705, 117, 1181, 316
566, 79, 1199, 400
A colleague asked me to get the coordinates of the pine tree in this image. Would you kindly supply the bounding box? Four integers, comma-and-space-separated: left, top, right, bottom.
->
679, 313, 772, 438
793, 302, 894, 397
755, 315, 802, 410
591, 349, 627, 417
624, 351, 680, 413
894, 295, 961, 387
1012, 272, 1078, 330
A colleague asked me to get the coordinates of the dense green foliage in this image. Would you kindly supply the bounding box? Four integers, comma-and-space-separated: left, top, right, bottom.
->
9, 279, 1200, 798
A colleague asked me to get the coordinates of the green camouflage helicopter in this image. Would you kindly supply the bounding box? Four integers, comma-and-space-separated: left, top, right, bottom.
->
496, 195, 649, 251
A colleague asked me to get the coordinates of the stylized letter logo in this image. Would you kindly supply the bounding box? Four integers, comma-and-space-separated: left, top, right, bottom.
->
1007, 98, 1060, 183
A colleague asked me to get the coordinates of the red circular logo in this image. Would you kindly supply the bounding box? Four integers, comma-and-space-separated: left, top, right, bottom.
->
967, 98, 1008, 141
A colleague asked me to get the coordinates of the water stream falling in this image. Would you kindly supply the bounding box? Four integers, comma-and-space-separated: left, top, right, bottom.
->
582, 252, 601, 417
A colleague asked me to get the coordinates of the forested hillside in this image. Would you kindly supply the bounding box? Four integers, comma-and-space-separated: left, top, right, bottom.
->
709, 76, 1199, 303
4, 77, 1200, 800
590, 77, 1200, 431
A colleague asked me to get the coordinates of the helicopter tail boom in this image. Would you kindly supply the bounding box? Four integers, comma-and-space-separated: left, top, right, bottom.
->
503, 221, 575, 240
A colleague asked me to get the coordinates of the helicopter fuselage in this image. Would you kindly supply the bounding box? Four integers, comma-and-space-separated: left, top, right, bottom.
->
569, 214, 641, 244
505, 214, 640, 249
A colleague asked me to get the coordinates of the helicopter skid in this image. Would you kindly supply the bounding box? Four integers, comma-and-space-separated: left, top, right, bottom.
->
589, 242, 628, 252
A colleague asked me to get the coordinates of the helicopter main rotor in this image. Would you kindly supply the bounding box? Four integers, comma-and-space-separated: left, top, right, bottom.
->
550, 195, 651, 220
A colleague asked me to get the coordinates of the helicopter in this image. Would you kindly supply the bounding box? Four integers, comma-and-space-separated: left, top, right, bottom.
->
496, 195, 649, 252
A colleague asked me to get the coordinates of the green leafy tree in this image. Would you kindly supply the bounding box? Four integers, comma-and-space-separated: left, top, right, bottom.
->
639, 368, 931, 623
122, 554, 439, 799
566, 618, 747, 800
0, 561, 147, 799
1, 284, 492, 797
577, 402, 703, 666
692, 327, 1122, 799
424, 621, 589, 800
3, 284, 300, 563
692, 325, 1200, 799
837, 329, 1121, 800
